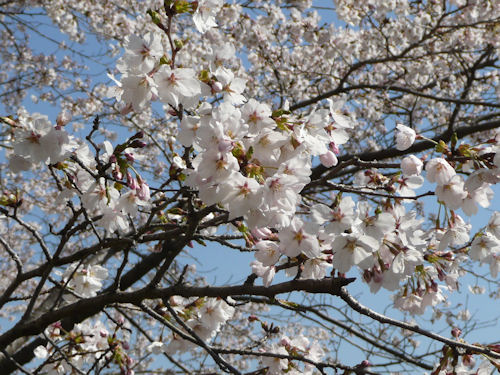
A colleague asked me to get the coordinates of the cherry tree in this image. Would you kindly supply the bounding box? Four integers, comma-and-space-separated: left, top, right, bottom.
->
0, 0, 499, 374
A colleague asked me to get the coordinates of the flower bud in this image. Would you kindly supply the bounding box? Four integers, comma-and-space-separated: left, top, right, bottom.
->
212, 81, 223, 92
113, 166, 123, 180
395, 124, 416, 151
248, 315, 259, 322
451, 327, 461, 338
329, 142, 340, 154
320, 151, 338, 168
136, 181, 150, 201
127, 172, 138, 189
56, 110, 72, 127
129, 140, 146, 148
251, 227, 273, 240
131, 131, 144, 139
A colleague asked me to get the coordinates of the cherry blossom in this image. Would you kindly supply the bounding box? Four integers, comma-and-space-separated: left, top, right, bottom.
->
0, 1, 499, 374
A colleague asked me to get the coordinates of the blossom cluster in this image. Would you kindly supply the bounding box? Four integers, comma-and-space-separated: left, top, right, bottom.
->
261, 335, 324, 375
34, 318, 134, 375
148, 296, 235, 354
0, 0, 498, 373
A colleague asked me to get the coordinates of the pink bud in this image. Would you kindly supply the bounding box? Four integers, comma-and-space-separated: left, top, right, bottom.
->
372, 268, 384, 283
462, 354, 475, 367
248, 315, 259, 322
451, 327, 461, 338
329, 142, 340, 154
113, 166, 123, 180
212, 81, 223, 92
127, 172, 137, 189
360, 360, 371, 368
129, 140, 146, 148
320, 151, 338, 168
251, 227, 273, 240
136, 181, 150, 201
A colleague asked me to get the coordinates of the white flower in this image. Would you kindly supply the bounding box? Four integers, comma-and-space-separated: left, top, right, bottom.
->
13, 113, 73, 164
331, 233, 377, 273
118, 189, 150, 216
250, 261, 275, 286
437, 216, 470, 252
468, 285, 486, 295
97, 206, 130, 234
34, 345, 48, 359
64, 264, 109, 299
147, 341, 166, 354
400, 155, 423, 176
261, 344, 288, 375
425, 158, 456, 185
120, 32, 164, 74
487, 211, 500, 239
214, 67, 246, 105
193, 0, 223, 33
469, 233, 500, 262
462, 184, 493, 216
154, 66, 201, 108
199, 298, 235, 331
395, 124, 416, 151
120, 73, 157, 112
255, 240, 281, 266
311, 196, 355, 234
241, 99, 275, 137
301, 257, 332, 279
219, 172, 264, 219
8, 154, 32, 173
278, 217, 320, 259
435, 174, 467, 210
457, 309, 471, 321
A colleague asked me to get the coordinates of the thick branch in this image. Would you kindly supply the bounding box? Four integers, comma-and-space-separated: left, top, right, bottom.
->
0, 277, 355, 373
